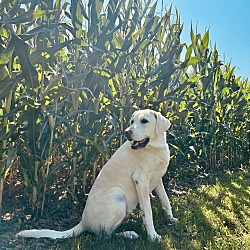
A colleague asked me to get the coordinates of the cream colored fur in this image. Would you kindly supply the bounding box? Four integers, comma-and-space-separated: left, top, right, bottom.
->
16, 109, 177, 240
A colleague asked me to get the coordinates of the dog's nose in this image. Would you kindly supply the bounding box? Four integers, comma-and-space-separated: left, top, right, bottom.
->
124, 129, 133, 141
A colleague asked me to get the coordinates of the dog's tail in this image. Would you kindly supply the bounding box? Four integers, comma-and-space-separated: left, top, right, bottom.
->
16, 221, 84, 239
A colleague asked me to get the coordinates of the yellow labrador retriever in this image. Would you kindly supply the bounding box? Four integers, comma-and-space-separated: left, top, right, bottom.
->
17, 109, 177, 240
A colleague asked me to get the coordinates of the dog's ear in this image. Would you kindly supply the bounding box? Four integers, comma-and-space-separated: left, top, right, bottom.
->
154, 112, 171, 135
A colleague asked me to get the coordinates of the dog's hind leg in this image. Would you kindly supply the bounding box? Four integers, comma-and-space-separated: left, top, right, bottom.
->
117, 231, 139, 239
82, 187, 128, 235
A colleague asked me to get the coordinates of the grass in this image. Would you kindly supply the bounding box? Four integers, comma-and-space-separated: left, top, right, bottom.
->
16, 169, 250, 249
168, 169, 250, 250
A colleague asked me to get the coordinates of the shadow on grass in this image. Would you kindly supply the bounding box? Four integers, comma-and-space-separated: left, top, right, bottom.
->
2, 170, 249, 250
162, 169, 250, 249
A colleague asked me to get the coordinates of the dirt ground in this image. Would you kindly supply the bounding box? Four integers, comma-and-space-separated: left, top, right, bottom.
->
0, 169, 207, 250
0, 182, 85, 250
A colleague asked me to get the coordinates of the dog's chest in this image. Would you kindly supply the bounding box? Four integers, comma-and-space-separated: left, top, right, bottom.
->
149, 161, 167, 189
139, 150, 169, 173
136, 153, 168, 189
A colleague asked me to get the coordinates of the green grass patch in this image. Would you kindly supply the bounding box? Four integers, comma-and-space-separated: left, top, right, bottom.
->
20, 170, 250, 249
166, 169, 250, 250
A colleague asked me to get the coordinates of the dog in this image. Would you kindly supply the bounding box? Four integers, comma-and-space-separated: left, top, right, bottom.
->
16, 109, 178, 240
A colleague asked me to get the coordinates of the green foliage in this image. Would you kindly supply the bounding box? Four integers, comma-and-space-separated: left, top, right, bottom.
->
0, 0, 249, 214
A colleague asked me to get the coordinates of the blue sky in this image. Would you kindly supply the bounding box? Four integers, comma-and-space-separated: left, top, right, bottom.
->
160, 0, 250, 80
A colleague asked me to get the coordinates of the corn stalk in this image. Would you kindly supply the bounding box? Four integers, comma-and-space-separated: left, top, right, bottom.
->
0, 90, 12, 219
32, 161, 39, 213
92, 98, 100, 183
70, 91, 79, 195
40, 112, 56, 215
82, 112, 90, 194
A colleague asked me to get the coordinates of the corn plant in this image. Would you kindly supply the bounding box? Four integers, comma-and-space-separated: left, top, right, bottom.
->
0, 0, 249, 216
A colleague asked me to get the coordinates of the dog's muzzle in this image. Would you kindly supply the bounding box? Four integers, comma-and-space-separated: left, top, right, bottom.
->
124, 130, 149, 150
124, 130, 133, 141
131, 138, 149, 150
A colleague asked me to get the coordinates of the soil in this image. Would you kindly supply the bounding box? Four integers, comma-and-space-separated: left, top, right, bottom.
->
0, 181, 85, 250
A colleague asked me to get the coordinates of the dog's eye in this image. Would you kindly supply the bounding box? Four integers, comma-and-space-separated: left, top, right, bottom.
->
130, 120, 134, 125
141, 119, 148, 124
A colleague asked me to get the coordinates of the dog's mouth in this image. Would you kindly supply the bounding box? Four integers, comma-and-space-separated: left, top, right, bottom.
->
131, 138, 150, 150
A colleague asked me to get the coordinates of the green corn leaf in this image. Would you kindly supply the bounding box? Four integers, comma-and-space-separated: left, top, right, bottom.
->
123, 0, 131, 20
97, 2, 122, 49
168, 143, 184, 155
190, 24, 196, 48
10, 36, 39, 89
76, 135, 107, 159
18, 148, 36, 187
0, 105, 25, 120
188, 75, 202, 83
5, 147, 18, 177
143, 0, 156, 17
202, 30, 210, 48
143, 16, 156, 37
121, 38, 133, 51
0, 77, 18, 101
42, 74, 62, 98
0, 48, 14, 65
71, 0, 83, 38
160, 81, 190, 102
89, 0, 104, 37
142, 71, 173, 91
187, 56, 200, 66
80, 1, 89, 20
45, 86, 92, 100
131, 39, 151, 54
146, 61, 169, 77
0, 119, 21, 141
39, 161, 70, 192
1, 10, 55, 24
185, 44, 193, 61
26, 106, 41, 159
30, 38, 87, 65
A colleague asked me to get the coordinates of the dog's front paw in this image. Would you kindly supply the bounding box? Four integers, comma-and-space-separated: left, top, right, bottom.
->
169, 216, 179, 223
150, 233, 162, 241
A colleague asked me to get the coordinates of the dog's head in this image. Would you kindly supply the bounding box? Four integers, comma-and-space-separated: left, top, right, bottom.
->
124, 109, 171, 150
